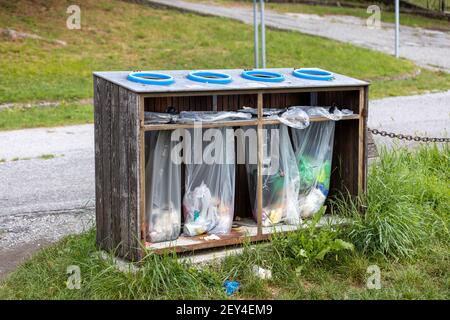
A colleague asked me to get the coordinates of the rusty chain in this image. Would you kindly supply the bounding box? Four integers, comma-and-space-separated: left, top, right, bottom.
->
368, 128, 450, 143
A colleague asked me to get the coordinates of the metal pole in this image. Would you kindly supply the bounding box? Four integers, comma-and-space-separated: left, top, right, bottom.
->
253, 0, 259, 68
395, 0, 400, 58
260, 0, 266, 68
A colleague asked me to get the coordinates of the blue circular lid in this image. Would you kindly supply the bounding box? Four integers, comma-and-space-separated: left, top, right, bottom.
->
187, 71, 232, 84
241, 70, 285, 82
293, 68, 334, 81
127, 72, 175, 85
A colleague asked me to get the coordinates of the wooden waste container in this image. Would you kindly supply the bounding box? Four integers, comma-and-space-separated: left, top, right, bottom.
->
93, 68, 369, 261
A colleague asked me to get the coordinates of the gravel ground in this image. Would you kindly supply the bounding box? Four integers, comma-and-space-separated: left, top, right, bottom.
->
147, 0, 450, 72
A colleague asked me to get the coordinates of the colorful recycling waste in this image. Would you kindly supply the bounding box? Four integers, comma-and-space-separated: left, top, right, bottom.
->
145, 131, 181, 242
183, 127, 235, 236
224, 280, 240, 296
243, 124, 301, 226
291, 116, 336, 218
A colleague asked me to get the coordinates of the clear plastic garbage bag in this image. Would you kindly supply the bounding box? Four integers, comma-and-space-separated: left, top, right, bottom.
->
145, 131, 181, 242
290, 118, 336, 218
291, 106, 353, 120
144, 112, 176, 124
276, 107, 310, 129
238, 107, 286, 117
243, 124, 301, 226
177, 111, 252, 123
183, 128, 235, 236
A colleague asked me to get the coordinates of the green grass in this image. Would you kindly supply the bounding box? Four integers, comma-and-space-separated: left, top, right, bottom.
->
0, 103, 93, 131
333, 145, 450, 259
1, 145, 448, 299
1, 0, 449, 109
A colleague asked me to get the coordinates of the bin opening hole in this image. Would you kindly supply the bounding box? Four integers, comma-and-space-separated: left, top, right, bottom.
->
292, 68, 334, 81
187, 71, 233, 84
127, 72, 175, 85
241, 70, 285, 83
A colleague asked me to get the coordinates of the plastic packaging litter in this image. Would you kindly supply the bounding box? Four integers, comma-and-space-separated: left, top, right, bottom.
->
145, 131, 181, 242
183, 128, 235, 236
224, 280, 240, 296
144, 112, 176, 124
276, 107, 310, 129
291, 106, 353, 120
252, 265, 272, 280
243, 125, 301, 226
238, 107, 286, 117
290, 117, 336, 218
177, 111, 252, 123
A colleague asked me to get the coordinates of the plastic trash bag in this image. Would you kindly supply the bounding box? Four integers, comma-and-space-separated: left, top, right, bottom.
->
145, 131, 181, 242
291, 106, 353, 120
144, 112, 176, 124
177, 111, 251, 123
183, 127, 235, 236
238, 107, 286, 117
276, 107, 310, 129
243, 124, 301, 226
290, 117, 336, 218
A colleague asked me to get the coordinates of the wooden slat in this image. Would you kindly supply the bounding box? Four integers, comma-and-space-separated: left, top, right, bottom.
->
139, 96, 146, 246
128, 91, 141, 261
256, 93, 263, 236
101, 79, 112, 250
110, 84, 121, 248
93, 76, 104, 246
144, 120, 258, 131
118, 87, 130, 258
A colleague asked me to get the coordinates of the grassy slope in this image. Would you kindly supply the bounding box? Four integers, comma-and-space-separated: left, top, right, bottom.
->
1, 0, 449, 104
189, 0, 450, 31
0, 103, 93, 131
0, 0, 449, 131
0, 145, 448, 299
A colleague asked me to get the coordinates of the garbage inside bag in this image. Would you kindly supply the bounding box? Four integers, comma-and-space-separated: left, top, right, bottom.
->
224, 280, 240, 296
243, 125, 301, 226
145, 131, 181, 242
144, 112, 177, 124
183, 128, 235, 236
177, 111, 251, 123
291, 118, 335, 218
238, 107, 286, 117
276, 107, 310, 129
291, 106, 353, 120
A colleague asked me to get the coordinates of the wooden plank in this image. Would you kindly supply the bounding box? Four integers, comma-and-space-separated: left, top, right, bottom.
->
358, 88, 366, 195
118, 87, 130, 258
110, 84, 121, 248
101, 79, 112, 250
139, 95, 146, 248
144, 119, 258, 131
128, 91, 141, 261
256, 93, 263, 236
93, 76, 104, 246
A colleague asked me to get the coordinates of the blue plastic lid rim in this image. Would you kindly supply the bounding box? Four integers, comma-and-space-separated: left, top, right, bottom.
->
127, 72, 175, 85
187, 71, 232, 84
241, 70, 285, 83
292, 68, 334, 81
